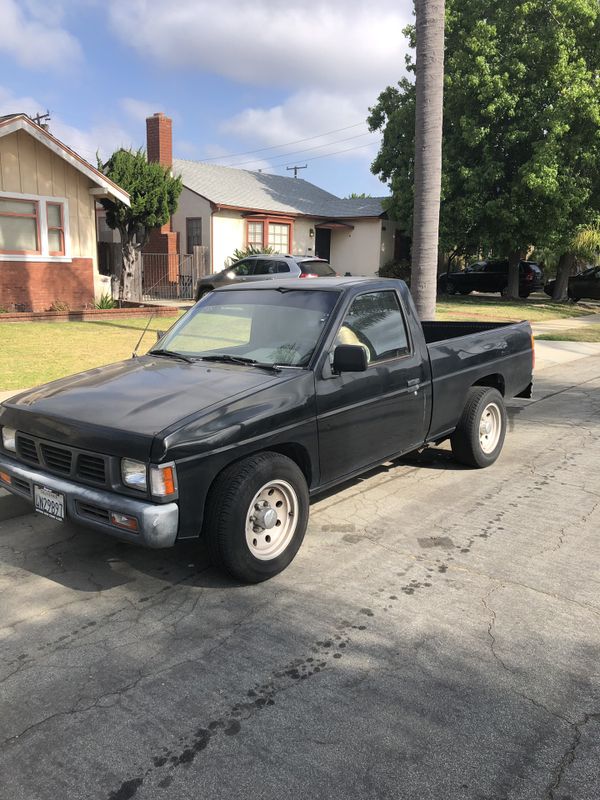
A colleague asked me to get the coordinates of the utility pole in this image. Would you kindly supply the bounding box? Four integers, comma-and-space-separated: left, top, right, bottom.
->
286, 164, 307, 179
30, 110, 51, 129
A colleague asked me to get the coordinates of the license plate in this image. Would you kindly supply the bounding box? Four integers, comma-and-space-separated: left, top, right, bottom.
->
34, 485, 65, 521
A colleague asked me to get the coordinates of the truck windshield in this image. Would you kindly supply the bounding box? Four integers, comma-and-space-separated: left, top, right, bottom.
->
153, 289, 340, 367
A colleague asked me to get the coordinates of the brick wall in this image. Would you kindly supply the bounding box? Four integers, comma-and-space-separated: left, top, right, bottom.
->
0, 259, 95, 312
146, 113, 172, 168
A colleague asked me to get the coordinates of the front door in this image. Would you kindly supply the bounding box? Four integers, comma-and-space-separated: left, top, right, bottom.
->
315, 289, 428, 486
315, 228, 331, 261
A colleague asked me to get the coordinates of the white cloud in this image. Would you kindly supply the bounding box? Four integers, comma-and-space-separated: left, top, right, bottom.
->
108, 0, 412, 92
0, 86, 136, 163
119, 97, 161, 124
0, 0, 82, 72
108, 0, 409, 169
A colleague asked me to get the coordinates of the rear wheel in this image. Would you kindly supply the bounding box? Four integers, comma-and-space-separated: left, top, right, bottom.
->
445, 281, 457, 295
204, 452, 309, 583
451, 387, 507, 468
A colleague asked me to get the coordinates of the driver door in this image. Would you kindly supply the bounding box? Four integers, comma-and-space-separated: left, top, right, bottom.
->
315, 289, 429, 485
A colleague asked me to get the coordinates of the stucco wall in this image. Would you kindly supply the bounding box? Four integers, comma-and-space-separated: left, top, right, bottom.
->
292, 218, 318, 257
171, 187, 212, 258
379, 220, 405, 268
329, 219, 382, 277
212, 211, 246, 272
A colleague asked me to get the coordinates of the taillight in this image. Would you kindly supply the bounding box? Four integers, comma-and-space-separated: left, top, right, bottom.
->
525, 273, 533, 281
300, 272, 319, 278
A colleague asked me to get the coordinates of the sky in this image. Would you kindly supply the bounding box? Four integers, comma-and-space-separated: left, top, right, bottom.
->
0, 0, 414, 198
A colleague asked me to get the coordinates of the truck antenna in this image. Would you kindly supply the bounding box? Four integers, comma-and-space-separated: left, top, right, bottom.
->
132, 313, 156, 358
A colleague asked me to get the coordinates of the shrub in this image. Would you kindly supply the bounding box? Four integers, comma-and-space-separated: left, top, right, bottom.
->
378, 259, 411, 284
49, 299, 70, 312
94, 293, 118, 309
226, 245, 276, 266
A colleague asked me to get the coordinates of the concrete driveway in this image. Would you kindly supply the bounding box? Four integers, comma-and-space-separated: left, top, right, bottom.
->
1, 356, 599, 800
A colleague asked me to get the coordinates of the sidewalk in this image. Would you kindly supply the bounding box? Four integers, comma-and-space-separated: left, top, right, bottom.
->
531, 311, 600, 335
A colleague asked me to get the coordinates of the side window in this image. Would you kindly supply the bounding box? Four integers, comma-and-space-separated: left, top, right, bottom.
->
276, 261, 291, 273
335, 291, 410, 364
232, 259, 253, 276
254, 259, 278, 275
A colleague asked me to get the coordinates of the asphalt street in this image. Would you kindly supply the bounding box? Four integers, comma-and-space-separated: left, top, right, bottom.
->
1, 354, 599, 800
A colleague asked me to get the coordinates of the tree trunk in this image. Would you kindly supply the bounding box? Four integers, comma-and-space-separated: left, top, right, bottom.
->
552, 252, 575, 301
506, 249, 522, 299
120, 240, 139, 303
411, 0, 446, 321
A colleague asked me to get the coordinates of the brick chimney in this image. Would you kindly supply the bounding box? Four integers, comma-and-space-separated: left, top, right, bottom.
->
146, 112, 172, 168
144, 113, 179, 273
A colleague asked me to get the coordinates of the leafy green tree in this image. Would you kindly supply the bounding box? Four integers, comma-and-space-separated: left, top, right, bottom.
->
369, 0, 600, 300
345, 192, 373, 199
98, 149, 183, 301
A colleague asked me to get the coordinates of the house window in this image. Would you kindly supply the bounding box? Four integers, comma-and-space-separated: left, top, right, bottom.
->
47, 203, 65, 256
247, 221, 264, 247
0, 198, 40, 254
268, 223, 289, 253
186, 217, 202, 253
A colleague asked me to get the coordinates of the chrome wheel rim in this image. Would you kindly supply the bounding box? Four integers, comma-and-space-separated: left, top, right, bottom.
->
479, 402, 502, 454
245, 480, 298, 560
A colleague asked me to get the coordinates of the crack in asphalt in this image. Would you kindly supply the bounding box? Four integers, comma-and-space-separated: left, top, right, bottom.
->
545, 713, 600, 799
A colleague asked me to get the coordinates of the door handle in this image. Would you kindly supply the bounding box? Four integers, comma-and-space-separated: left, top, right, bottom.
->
407, 378, 420, 387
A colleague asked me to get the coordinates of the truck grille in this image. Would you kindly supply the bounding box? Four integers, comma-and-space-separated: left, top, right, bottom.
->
41, 443, 72, 474
16, 435, 39, 464
13, 433, 109, 487
77, 454, 106, 484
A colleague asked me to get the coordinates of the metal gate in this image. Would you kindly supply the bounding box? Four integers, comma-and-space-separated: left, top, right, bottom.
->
141, 247, 207, 301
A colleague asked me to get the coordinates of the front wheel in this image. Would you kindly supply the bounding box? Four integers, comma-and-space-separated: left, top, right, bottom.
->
204, 452, 309, 582
451, 387, 507, 468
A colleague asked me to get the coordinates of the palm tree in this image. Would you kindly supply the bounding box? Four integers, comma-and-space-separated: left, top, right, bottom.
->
553, 222, 600, 301
411, 0, 446, 320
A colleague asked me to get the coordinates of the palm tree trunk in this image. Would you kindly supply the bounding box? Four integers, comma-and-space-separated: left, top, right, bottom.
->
552, 252, 575, 301
411, 0, 446, 321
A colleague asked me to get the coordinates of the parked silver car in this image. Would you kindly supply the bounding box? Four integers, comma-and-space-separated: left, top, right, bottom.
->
195, 254, 336, 300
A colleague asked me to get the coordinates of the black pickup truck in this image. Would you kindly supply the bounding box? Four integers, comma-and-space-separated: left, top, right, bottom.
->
0, 279, 534, 582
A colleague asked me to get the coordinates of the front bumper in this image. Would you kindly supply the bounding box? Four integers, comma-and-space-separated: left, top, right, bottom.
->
0, 453, 179, 548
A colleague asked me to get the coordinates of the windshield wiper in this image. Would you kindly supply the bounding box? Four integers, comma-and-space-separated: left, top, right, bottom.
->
199, 354, 281, 372
149, 349, 195, 363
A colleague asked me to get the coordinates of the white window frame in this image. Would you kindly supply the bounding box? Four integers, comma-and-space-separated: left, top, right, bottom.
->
0, 190, 71, 262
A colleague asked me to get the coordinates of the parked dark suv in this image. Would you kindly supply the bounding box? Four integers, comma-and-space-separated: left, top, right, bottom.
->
195, 255, 336, 300
544, 266, 600, 302
438, 260, 544, 298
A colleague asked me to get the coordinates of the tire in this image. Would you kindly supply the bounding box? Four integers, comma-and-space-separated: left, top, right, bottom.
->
204, 452, 309, 583
519, 291, 530, 299
445, 281, 457, 295
451, 387, 507, 468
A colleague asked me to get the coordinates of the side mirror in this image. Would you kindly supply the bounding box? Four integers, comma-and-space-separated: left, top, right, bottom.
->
156, 330, 165, 341
333, 344, 368, 374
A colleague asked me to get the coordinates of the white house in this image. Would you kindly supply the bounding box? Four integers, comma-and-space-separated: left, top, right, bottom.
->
146, 113, 408, 277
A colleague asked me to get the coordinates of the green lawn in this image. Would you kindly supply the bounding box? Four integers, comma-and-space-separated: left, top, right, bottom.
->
2, 293, 599, 391
0, 314, 182, 390
536, 325, 600, 343
435, 294, 600, 322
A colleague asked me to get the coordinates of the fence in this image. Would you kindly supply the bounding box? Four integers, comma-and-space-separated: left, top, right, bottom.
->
141, 246, 209, 301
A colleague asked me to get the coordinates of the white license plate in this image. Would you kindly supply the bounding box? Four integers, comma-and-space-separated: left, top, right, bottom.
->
34, 485, 65, 521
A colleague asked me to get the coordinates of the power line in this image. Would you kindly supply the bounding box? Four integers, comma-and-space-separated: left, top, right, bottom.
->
201, 121, 367, 162
257, 141, 379, 174
226, 131, 378, 168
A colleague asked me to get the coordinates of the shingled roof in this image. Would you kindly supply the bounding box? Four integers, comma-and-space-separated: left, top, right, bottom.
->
173, 159, 387, 219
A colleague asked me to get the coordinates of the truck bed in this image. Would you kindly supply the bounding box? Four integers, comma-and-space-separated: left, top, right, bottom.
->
421, 320, 533, 442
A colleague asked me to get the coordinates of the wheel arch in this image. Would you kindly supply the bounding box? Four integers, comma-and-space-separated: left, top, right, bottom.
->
472, 373, 505, 396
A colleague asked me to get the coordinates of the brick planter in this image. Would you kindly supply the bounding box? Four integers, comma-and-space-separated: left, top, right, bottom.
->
0, 303, 176, 323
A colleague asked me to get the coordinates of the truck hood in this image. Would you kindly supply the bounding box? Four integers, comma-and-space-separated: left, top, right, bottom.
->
0, 356, 289, 459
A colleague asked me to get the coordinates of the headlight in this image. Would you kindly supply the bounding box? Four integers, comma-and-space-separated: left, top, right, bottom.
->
1, 427, 16, 452
121, 458, 147, 491
150, 463, 178, 497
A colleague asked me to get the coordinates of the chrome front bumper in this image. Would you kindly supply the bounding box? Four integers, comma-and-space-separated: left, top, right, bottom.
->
0, 453, 179, 548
